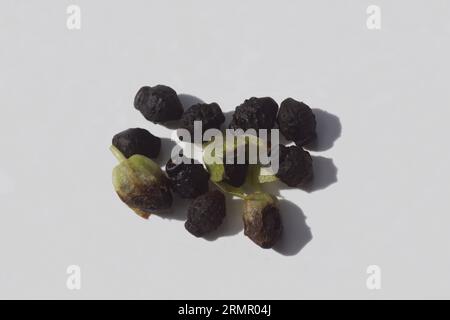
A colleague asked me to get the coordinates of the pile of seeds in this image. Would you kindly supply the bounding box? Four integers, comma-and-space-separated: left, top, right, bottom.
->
111, 84, 319, 249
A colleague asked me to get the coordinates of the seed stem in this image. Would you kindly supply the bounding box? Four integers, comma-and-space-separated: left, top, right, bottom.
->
110, 145, 126, 162
213, 181, 247, 199
248, 165, 262, 192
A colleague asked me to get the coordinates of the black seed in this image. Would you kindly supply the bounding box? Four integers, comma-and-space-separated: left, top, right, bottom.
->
134, 85, 184, 123
221, 143, 250, 187
277, 98, 316, 146
180, 102, 225, 137
229, 97, 279, 132
223, 162, 248, 187
165, 157, 210, 199
112, 128, 161, 159
275, 145, 313, 187
185, 190, 226, 237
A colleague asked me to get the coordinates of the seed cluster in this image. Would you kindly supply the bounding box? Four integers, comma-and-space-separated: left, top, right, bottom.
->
111, 84, 327, 249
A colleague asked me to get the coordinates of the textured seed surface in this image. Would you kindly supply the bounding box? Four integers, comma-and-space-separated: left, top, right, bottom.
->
180, 102, 225, 136
112, 128, 161, 159
166, 158, 210, 199
277, 98, 316, 146
112, 154, 172, 218
243, 193, 282, 248
229, 97, 279, 131
134, 85, 184, 123
185, 190, 226, 237
276, 144, 313, 187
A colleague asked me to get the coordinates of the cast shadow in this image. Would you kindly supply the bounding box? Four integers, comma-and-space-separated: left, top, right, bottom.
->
223, 111, 234, 129
156, 137, 177, 166
303, 155, 338, 193
305, 109, 342, 152
273, 200, 312, 256
154, 137, 190, 221
263, 156, 338, 196
157, 195, 190, 221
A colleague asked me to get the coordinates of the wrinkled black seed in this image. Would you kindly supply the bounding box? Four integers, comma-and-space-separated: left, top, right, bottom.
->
180, 102, 225, 137
277, 98, 316, 146
165, 157, 210, 199
185, 190, 226, 237
275, 144, 313, 187
112, 128, 161, 159
134, 85, 184, 123
229, 97, 279, 132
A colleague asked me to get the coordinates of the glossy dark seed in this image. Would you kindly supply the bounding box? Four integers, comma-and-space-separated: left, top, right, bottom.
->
223, 162, 248, 187
112, 128, 161, 159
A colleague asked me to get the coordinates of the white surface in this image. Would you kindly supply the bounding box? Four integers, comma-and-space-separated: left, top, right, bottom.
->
1, 0, 450, 299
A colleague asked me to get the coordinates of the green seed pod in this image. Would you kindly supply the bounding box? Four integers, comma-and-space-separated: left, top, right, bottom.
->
243, 192, 282, 248
111, 145, 172, 219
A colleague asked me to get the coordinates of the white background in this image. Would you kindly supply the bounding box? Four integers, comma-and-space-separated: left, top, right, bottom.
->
1, 0, 450, 299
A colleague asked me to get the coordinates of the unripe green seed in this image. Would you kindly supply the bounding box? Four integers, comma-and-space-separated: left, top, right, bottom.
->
111, 146, 172, 219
